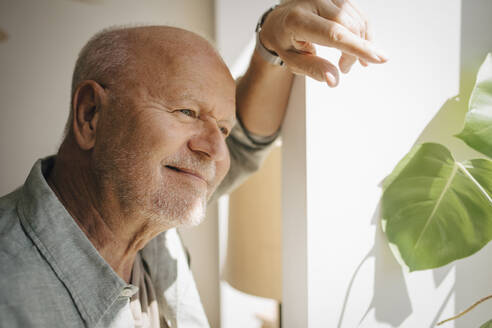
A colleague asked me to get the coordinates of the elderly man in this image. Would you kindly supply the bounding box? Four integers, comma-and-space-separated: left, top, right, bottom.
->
0, 1, 386, 327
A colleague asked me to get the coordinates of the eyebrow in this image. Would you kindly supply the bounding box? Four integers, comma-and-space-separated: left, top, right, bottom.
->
154, 90, 236, 126
179, 94, 236, 126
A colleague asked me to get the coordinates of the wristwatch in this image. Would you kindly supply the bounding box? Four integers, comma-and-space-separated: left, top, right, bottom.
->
255, 5, 284, 66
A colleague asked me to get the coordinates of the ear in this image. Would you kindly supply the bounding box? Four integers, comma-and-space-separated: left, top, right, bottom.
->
71, 81, 107, 150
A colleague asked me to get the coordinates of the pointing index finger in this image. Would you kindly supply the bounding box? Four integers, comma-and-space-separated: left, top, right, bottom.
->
287, 10, 388, 63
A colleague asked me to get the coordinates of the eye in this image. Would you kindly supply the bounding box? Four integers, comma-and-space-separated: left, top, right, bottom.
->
178, 109, 197, 118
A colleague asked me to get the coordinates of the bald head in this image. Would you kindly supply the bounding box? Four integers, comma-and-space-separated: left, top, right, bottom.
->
66, 25, 233, 136
57, 25, 236, 229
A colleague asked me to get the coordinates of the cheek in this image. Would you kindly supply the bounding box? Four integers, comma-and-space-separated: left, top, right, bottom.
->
130, 112, 187, 158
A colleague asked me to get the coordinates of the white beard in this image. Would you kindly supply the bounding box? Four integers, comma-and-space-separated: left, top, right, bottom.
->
93, 143, 214, 230
150, 180, 208, 228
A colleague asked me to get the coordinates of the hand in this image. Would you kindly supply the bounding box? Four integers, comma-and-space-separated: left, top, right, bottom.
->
259, 0, 388, 87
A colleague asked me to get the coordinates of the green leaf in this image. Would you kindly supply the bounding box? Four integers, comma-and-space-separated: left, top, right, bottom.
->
381, 143, 492, 271
456, 53, 492, 157
480, 319, 492, 328
382, 146, 422, 190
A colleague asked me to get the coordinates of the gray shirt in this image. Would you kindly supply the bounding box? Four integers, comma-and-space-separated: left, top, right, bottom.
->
0, 122, 277, 328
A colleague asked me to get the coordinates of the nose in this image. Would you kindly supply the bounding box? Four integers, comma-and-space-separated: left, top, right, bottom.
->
188, 119, 228, 161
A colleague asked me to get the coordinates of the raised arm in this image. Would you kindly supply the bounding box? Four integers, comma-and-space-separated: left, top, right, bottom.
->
236, 0, 388, 137
213, 0, 388, 201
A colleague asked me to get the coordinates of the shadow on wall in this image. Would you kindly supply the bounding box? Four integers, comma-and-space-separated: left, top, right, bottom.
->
417, 1, 492, 326
336, 202, 412, 328
336, 89, 489, 328
0, 28, 7, 42
337, 0, 492, 324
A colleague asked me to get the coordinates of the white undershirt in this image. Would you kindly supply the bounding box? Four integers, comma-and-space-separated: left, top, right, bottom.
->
130, 253, 165, 328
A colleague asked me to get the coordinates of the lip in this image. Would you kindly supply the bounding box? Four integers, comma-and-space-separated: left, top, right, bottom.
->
165, 165, 208, 185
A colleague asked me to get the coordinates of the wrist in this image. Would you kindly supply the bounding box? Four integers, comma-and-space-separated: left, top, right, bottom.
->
255, 5, 284, 66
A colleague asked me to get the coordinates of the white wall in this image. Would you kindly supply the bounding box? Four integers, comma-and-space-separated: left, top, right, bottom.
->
0, 0, 220, 326
4, 1, 491, 327
0, 0, 214, 193
282, 0, 492, 327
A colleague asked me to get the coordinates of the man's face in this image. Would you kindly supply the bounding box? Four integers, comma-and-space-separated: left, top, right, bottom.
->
92, 43, 236, 228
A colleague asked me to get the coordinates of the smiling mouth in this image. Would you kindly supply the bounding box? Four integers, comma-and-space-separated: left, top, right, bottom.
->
166, 165, 183, 173
165, 165, 207, 184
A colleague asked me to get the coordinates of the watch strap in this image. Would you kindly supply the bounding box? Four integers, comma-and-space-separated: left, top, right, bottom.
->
255, 5, 284, 66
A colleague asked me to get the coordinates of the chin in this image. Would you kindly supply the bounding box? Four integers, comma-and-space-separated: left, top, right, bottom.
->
150, 192, 208, 229
178, 198, 207, 227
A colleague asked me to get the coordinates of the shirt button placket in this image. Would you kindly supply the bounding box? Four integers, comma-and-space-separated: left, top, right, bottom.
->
120, 285, 138, 298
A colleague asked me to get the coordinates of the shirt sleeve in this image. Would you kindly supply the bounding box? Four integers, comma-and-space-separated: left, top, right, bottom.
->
209, 118, 280, 204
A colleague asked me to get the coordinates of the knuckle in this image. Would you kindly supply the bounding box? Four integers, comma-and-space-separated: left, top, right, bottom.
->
338, 14, 358, 35
348, 20, 362, 36
295, 40, 315, 53
308, 65, 321, 79
328, 26, 344, 43
344, 16, 364, 36
284, 8, 304, 29
332, 0, 345, 8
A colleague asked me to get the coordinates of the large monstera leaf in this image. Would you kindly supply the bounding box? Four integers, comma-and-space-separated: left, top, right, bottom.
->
381, 143, 492, 271
456, 53, 492, 157
481, 319, 492, 328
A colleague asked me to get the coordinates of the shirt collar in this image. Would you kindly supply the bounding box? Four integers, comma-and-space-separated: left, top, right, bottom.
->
17, 156, 133, 326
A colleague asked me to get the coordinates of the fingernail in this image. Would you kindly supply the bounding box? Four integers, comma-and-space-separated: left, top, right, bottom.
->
375, 51, 389, 62
339, 61, 348, 74
325, 72, 336, 87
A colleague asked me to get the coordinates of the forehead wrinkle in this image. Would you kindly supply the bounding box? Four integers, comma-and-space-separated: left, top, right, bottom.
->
135, 88, 235, 125
148, 83, 235, 122
124, 28, 235, 123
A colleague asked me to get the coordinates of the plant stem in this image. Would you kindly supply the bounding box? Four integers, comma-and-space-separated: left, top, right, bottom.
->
437, 294, 492, 326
